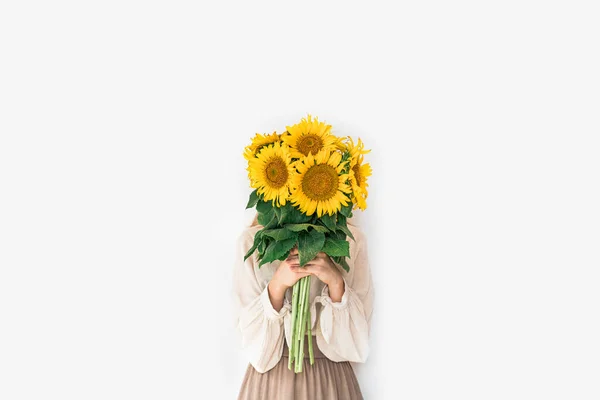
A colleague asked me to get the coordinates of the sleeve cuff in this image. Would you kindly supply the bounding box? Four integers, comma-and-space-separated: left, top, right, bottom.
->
320, 277, 350, 309
260, 284, 291, 321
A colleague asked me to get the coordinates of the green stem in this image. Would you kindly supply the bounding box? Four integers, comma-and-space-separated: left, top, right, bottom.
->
297, 275, 311, 373
288, 281, 299, 371
295, 276, 307, 372
306, 276, 314, 365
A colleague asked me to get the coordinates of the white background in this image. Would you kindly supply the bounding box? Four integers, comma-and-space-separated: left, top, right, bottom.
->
1, 1, 599, 399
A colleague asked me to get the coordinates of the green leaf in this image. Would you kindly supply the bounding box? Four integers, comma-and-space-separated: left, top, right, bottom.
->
257, 210, 273, 226
273, 205, 282, 222
276, 247, 295, 262
321, 238, 350, 257
336, 214, 355, 241
297, 230, 326, 266
243, 231, 263, 261
257, 199, 277, 228
245, 189, 259, 209
332, 229, 346, 241
320, 213, 337, 231
256, 198, 273, 214
338, 257, 350, 272
279, 203, 311, 224
257, 234, 269, 259
286, 223, 329, 233
263, 213, 278, 229
258, 237, 298, 267
330, 255, 350, 273
262, 228, 297, 241
339, 203, 352, 217
243, 242, 257, 262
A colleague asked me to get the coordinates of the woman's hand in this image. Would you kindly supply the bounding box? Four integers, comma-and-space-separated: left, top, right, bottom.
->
294, 252, 346, 303
270, 246, 312, 290
267, 246, 311, 311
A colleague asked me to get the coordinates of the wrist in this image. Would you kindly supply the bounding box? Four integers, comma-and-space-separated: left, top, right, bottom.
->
327, 277, 345, 303
268, 279, 288, 297
328, 274, 343, 289
267, 280, 287, 312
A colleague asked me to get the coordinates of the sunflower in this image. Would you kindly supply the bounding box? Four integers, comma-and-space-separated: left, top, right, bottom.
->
247, 141, 295, 207
333, 135, 349, 152
282, 114, 339, 159
289, 148, 352, 217
345, 137, 372, 211
243, 131, 281, 161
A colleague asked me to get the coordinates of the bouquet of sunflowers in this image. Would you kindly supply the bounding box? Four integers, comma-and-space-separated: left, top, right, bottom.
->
242, 114, 371, 373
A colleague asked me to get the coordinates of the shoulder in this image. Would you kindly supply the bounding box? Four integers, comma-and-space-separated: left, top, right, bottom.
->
347, 224, 367, 258
237, 225, 262, 249
347, 223, 365, 241
241, 224, 262, 237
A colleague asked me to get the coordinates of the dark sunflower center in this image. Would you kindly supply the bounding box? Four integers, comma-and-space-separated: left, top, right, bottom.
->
352, 164, 362, 186
301, 164, 338, 200
265, 157, 289, 188
297, 134, 323, 156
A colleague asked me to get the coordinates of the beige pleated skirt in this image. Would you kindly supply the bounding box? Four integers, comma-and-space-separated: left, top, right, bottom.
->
237, 335, 364, 400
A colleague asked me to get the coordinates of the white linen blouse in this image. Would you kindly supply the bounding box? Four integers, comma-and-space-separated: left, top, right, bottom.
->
231, 221, 374, 373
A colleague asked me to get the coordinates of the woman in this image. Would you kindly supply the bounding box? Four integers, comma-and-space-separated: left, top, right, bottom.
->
232, 211, 374, 399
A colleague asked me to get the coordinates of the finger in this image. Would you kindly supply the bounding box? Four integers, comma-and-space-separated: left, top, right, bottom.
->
295, 269, 316, 280
299, 264, 319, 274
290, 266, 313, 276
290, 264, 314, 270
304, 261, 323, 269
290, 268, 310, 276
291, 264, 311, 270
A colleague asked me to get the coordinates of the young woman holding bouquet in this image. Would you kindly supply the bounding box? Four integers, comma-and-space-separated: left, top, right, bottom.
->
234, 115, 374, 399
232, 212, 374, 399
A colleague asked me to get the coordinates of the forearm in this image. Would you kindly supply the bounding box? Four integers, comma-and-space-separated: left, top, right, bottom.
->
327, 277, 345, 303
267, 279, 288, 311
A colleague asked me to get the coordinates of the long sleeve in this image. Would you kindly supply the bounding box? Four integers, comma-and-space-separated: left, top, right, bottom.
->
312, 227, 374, 363
232, 229, 292, 373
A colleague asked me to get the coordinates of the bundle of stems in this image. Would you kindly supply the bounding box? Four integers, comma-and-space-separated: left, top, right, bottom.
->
288, 274, 314, 372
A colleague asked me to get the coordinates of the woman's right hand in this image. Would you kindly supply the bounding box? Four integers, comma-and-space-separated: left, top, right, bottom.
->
270, 246, 311, 290
267, 246, 310, 310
